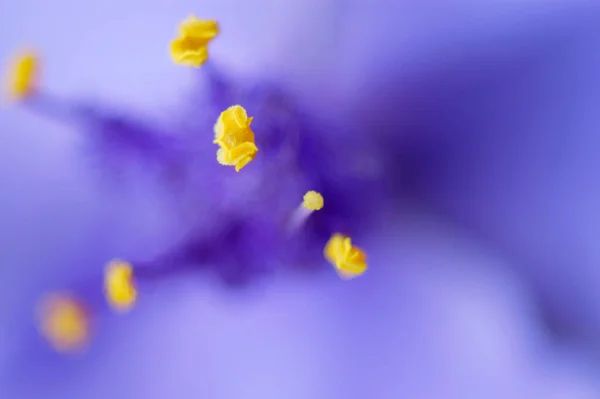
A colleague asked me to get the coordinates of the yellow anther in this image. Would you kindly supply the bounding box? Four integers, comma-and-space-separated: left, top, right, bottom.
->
303, 191, 324, 211
104, 260, 137, 312
324, 234, 368, 279
170, 16, 219, 67
214, 105, 258, 171
38, 294, 89, 353
4, 49, 39, 101
287, 190, 325, 231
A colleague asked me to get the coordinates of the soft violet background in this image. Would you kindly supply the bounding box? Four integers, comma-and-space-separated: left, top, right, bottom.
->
1, 1, 600, 398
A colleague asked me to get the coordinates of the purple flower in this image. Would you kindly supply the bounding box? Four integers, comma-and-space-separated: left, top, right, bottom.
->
2, 2, 600, 399
1, 16, 383, 370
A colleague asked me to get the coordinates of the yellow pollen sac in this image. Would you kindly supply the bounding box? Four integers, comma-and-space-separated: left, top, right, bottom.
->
170, 16, 219, 67
214, 105, 258, 171
303, 191, 324, 211
287, 191, 325, 232
38, 294, 89, 353
4, 49, 39, 101
104, 260, 137, 312
324, 234, 368, 279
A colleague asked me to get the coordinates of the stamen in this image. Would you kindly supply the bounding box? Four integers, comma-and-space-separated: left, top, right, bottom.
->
324, 233, 367, 279
288, 190, 324, 231
38, 294, 89, 353
213, 105, 258, 171
104, 260, 137, 312
170, 16, 219, 67
303, 190, 324, 211
4, 49, 39, 101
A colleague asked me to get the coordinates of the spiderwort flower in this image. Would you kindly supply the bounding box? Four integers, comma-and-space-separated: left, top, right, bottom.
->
170, 16, 219, 67
4, 5, 600, 399
5, 15, 377, 353
4, 49, 39, 101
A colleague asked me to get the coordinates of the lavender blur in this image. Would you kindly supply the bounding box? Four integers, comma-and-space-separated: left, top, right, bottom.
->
4, 3, 600, 399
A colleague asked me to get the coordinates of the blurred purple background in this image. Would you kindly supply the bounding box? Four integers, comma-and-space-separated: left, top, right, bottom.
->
1, 1, 600, 398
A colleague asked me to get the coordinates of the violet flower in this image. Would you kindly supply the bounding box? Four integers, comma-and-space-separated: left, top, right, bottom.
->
2, 9, 380, 358
20, 50, 379, 285
2, 2, 600, 399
